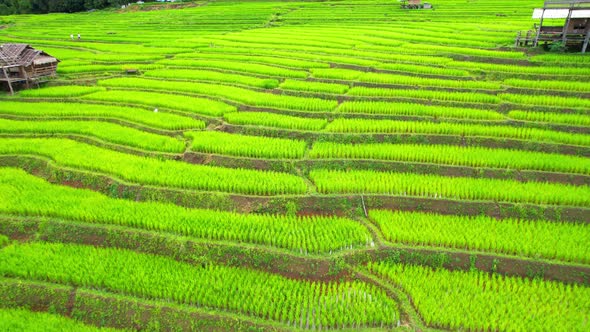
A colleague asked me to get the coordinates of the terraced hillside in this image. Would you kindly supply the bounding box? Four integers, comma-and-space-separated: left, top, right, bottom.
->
0, 0, 589, 330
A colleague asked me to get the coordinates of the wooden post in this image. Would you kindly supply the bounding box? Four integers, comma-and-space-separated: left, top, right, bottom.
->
561, 5, 574, 44
582, 26, 590, 53
525, 30, 532, 46
2, 67, 13, 95
19, 66, 30, 89
515, 31, 521, 47
534, 8, 546, 47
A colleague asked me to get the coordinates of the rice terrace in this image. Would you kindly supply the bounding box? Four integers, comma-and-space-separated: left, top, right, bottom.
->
0, 0, 589, 330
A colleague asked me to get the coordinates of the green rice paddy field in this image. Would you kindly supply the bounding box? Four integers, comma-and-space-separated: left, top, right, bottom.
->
0, 0, 589, 330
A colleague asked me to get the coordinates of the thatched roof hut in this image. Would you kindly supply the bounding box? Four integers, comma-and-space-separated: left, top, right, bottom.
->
0, 43, 59, 94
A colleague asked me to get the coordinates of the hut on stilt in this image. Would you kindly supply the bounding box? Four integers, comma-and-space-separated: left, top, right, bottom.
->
0, 43, 59, 94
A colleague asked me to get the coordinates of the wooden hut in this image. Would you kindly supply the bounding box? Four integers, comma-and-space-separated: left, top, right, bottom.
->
0, 44, 59, 94
532, 0, 590, 52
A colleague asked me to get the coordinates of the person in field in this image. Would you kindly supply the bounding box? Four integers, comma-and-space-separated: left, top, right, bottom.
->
70, 34, 74, 41
77, 33, 81, 41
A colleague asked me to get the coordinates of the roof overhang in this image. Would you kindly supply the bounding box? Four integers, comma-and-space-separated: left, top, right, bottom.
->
33, 56, 58, 65
533, 8, 590, 18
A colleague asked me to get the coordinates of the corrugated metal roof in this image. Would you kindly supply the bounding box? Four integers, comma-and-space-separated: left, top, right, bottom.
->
572, 9, 590, 17
533, 8, 590, 18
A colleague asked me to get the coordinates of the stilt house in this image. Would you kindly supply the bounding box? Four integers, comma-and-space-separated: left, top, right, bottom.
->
532, 0, 590, 52
0, 44, 59, 94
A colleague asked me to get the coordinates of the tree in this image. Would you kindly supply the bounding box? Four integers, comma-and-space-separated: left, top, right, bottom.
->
0, 0, 121, 14
29, 0, 48, 13
0, 3, 13, 15
84, 0, 109, 9
0, 0, 32, 14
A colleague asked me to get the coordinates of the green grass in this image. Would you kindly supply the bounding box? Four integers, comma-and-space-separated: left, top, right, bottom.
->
375, 62, 470, 77
0, 235, 8, 247
451, 61, 590, 76
338, 101, 504, 120
97, 78, 338, 112
57, 63, 164, 74
369, 262, 590, 331
310, 169, 590, 206
309, 142, 590, 174
370, 210, 590, 263
1, 1, 588, 329
503, 78, 590, 93
0, 118, 185, 153
279, 79, 349, 94
19, 86, 105, 98
325, 118, 590, 146
0, 242, 399, 328
311, 68, 501, 90
0, 168, 369, 253
185, 131, 306, 159
0, 101, 203, 130
508, 110, 590, 127
0, 307, 121, 332
158, 59, 309, 78
0, 138, 308, 195
348, 87, 501, 104
224, 112, 328, 131
175, 52, 330, 69
144, 69, 280, 89
82, 90, 237, 117
500, 93, 590, 110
